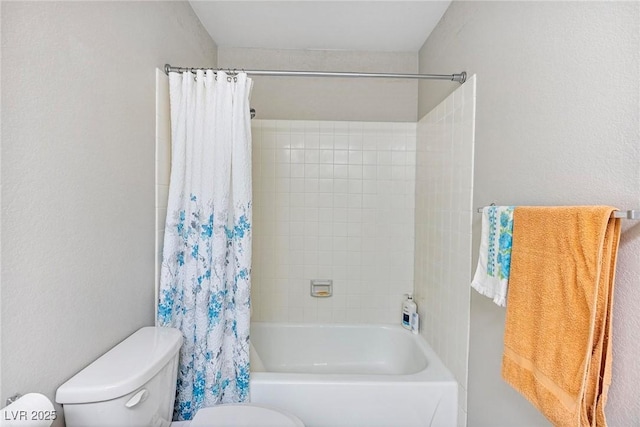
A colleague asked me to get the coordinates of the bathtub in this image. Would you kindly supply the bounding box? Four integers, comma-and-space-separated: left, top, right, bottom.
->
249, 322, 457, 427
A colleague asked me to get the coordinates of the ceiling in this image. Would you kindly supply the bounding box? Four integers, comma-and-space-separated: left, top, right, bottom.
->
189, 1, 451, 52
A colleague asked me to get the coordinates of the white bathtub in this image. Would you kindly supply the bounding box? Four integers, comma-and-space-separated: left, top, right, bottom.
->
249, 322, 457, 427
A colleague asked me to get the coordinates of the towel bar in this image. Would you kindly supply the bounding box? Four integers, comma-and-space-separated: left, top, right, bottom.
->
475, 207, 639, 220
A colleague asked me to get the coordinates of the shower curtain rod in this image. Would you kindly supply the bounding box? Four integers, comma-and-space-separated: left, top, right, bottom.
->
164, 64, 467, 84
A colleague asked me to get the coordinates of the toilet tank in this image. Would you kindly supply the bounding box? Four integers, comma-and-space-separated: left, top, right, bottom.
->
56, 327, 183, 427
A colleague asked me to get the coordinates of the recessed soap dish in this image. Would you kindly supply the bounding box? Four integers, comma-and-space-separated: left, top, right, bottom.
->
310, 279, 332, 297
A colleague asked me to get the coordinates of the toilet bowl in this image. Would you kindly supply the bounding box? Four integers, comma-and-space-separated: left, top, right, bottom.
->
56, 327, 305, 427
187, 403, 304, 427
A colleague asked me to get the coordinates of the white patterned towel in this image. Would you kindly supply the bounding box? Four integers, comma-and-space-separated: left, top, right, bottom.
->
471, 206, 515, 307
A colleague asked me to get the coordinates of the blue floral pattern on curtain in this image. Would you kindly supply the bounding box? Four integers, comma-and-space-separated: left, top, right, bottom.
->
158, 70, 253, 421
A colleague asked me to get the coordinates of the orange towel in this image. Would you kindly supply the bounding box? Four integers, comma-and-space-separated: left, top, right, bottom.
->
502, 206, 621, 427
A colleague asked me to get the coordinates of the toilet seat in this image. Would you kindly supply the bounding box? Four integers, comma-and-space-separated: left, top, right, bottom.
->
190, 403, 305, 427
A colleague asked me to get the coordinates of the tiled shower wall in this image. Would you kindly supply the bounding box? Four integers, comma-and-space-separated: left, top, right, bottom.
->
414, 75, 476, 427
155, 69, 170, 317
251, 120, 416, 323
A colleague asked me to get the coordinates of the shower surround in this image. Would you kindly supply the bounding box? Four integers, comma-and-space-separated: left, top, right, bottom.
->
414, 76, 476, 427
251, 120, 416, 324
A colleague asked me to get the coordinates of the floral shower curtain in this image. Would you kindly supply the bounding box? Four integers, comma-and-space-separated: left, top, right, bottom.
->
157, 70, 253, 421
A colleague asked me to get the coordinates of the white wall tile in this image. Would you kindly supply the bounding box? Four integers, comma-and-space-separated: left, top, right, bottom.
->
414, 78, 475, 427
155, 71, 171, 318
252, 120, 416, 323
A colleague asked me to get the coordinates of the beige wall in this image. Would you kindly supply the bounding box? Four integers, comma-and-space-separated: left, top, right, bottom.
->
217, 47, 418, 122
418, 2, 640, 426
1, 2, 217, 423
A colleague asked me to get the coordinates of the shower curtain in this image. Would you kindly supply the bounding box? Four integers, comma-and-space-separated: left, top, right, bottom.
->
157, 70, 253, 421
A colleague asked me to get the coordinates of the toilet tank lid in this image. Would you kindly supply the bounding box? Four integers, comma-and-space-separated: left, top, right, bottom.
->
55, 327, 183, 404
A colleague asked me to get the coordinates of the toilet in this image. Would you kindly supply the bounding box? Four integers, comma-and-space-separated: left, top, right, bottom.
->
56, 327, 304, 427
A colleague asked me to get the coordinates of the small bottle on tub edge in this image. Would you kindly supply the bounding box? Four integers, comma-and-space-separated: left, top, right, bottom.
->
402, 294, 417, 332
